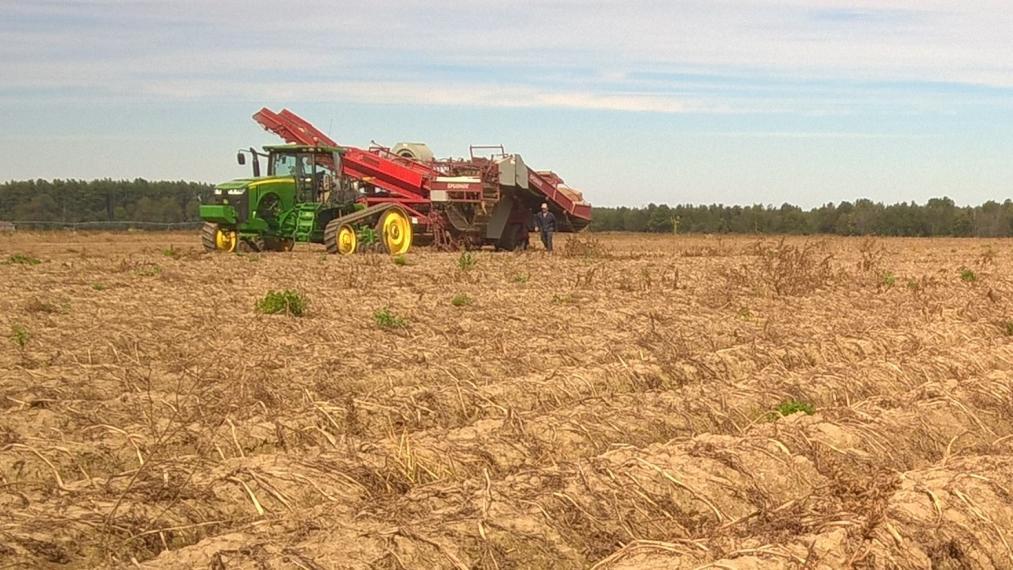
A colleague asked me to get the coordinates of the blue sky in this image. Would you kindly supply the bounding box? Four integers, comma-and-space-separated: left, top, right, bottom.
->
1, 0, 1011, 208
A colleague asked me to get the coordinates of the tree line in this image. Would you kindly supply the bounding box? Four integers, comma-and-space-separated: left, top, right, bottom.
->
2, 179, 1012, 237
589, 198, 1013, 237
0, 179, 209, 225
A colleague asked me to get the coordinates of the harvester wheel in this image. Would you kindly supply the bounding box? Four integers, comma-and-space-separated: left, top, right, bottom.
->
201, 222, 237, 253
336, 224, 358, 255
377, 207, 413, 255
324, 219, 357, 255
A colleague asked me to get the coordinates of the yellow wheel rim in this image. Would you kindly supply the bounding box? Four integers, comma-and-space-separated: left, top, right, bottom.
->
337, 224, 357, 255
214, 228, 238, 252
381, 209, 412, 255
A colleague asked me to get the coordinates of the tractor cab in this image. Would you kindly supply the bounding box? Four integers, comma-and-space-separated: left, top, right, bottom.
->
259, 144, 343, 204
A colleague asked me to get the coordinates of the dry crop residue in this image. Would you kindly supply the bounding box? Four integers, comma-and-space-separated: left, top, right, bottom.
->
2, 231, 1013, 569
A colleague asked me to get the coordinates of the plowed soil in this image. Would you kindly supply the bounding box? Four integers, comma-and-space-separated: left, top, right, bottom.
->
2, 231, 1013, 569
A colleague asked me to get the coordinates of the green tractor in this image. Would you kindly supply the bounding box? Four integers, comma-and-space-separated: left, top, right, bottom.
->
199, 144, 413, 254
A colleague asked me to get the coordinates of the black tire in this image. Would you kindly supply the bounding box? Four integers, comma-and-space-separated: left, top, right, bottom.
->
201, 222, 219, 252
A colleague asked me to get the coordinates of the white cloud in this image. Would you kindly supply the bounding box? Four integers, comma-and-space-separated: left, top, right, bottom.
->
130, 79, 716, 114
1, 0, 1011, 112
701, 131, 939, 139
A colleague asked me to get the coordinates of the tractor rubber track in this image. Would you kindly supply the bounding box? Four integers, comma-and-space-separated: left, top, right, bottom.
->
323, 218, 340, 254
324, 203, 399, 254
334, 203, 398, 226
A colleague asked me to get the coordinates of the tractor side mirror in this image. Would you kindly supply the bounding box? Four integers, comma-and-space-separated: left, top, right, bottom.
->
237, 152, 246, 166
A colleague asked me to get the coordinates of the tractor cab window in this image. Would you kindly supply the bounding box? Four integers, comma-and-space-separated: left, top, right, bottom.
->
271, 150, 339, 203
314, 154, 341, 203
302, 153, 342, 203
294, 153, 323, 201
314, 154, 337, 178
297, 154, 315, 178
271, 153, 298, 177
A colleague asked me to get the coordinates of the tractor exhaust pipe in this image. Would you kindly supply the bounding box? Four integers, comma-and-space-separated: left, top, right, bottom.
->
249, 147, 261, 177
237, 148, 262, 177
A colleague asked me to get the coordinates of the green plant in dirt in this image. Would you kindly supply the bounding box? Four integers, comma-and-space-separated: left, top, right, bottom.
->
256, 290, 307, 316
10, 324, 30, 352
374, 307, 407, 329
880, 271, 896, 288
451, 293, 473, 307
5, 253, 41, 266
91, 283, 107, 291
959, 267, 977, 283
458, 251, 477, 271
737, 307, 753, 320
776, 400, 814, 417
162, 246, 180, 259
357, 226, 379, 249
393, 254, 408, 266
511, 272, 529, 284
1001, 320, 1013, 337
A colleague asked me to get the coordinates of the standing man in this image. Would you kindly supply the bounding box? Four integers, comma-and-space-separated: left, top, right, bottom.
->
535, 202, 556, 252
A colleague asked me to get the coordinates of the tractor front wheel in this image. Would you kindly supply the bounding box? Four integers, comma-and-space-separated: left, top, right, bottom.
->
201, 222, 237, 253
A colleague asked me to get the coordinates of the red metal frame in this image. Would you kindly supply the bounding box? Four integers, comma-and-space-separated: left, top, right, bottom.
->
252, 107, 592, 231
254, 108, 438, 201
254, 108, 338, 147
359, 197, 429, 226
527, 170, 591, 220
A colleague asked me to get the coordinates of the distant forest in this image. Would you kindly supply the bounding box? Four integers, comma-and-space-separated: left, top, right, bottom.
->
2, 179, 1013, 237
590, 199, 1013, 237
0, 179, 208, 225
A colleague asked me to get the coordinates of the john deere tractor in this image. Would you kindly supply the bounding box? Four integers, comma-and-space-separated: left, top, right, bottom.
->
199, 144, 413, 254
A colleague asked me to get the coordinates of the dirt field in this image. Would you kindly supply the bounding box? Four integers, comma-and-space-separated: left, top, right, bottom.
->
2, 230, 1013, 569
